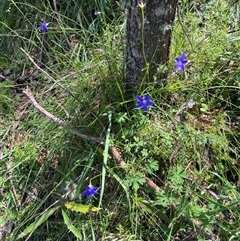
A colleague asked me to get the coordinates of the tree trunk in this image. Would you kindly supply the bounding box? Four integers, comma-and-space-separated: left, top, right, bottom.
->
126, 0, 178, 89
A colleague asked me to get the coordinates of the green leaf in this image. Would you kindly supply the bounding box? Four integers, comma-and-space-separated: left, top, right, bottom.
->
145, 158, 159, 173
168, 165, 188, 192
99, 111, 112, 209
17, 206, 60, 240
64, 201, 101, 214
200, 103, 209, 112
62, 209, 82, 239
125, 172, 145, 191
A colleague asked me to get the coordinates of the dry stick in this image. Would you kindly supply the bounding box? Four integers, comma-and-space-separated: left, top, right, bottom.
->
21, 47, 106, 133
22, 87, 103, 145
20, 48, 107, 132
20, 47, 76, 100
20, 48, 64, 90
23, 87, 161, 192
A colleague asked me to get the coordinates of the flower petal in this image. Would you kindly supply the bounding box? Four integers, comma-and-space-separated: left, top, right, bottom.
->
136, 94, 154, 111
174, 52, 188, 72
40, 21, 48, 33
82, 185, 99, 199
136, 96, 143, 102
145, 94, 150, 101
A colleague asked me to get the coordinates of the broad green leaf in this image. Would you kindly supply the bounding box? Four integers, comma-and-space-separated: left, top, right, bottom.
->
200, 103, 209, 112
17, 206, 60, 240
64, 201, 100, 214
62, 209, 82, 239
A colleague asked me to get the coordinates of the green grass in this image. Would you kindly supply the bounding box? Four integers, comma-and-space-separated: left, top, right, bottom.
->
0, 0, 240, 240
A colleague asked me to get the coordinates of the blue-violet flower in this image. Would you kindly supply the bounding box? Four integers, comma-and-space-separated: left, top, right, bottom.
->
136, 94, 154, 111
82, 185, 99, 199
174, 52, 188, 72
94, 10, 101, 15
40, 21, 48, 33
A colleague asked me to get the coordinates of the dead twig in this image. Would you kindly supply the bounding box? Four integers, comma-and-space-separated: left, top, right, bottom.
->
20, 48, 107, 133
20, 48, 77, 100
20, 48, 65, 89
23, 87, 162, 192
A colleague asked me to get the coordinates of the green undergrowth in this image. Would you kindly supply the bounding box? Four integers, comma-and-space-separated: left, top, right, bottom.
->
0, 0, 240, 240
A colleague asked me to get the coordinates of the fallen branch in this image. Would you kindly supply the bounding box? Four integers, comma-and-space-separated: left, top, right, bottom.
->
20, 47, 77, 100
23, 87, 162, 192
20, 48, 65, 90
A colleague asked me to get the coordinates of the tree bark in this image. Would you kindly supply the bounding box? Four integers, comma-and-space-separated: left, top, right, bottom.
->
126, 0, 178, 89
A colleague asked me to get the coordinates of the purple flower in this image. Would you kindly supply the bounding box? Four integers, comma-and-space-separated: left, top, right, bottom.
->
82, 185, 99, 199
174, 52, 188, 72
40, 21, 48, 33
94, 10, 100, 15
136, 94, 154, 111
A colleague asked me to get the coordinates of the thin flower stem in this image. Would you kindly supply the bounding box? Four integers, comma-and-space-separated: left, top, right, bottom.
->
140, 3, 147, 65
20, 47, 77, 101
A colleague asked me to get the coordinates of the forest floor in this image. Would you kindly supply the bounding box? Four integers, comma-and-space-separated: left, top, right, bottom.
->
0, 0, 240, 240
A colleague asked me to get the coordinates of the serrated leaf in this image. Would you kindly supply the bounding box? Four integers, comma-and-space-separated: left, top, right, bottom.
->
17, 206, 60, 240
64, 201, 100, 214
145, 159, 159, 173
62, 209, 82, 239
